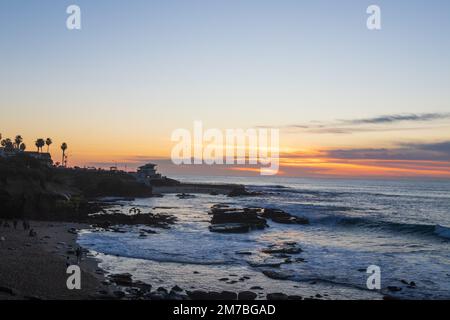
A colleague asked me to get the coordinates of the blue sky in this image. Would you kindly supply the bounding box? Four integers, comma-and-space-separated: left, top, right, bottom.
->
1, 1, 450, 176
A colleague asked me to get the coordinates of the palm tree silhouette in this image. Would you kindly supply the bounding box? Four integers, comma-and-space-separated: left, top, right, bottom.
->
0, 138, 9, 147
2, 139, 14, 152
14, 135, 23, 149
45, 138, 52, 153
19, 143, 26, 151
61, 142, 68, 167
35, 138, 45, 152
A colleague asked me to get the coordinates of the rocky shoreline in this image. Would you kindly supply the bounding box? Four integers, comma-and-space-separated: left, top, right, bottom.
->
0, 198, 396, 301
102, 271, 316, 300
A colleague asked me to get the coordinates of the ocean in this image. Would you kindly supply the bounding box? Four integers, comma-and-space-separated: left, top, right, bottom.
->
78, 176, 450, 299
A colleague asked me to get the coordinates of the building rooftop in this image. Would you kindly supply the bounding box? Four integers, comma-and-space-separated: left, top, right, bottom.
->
138, 163, 157, 169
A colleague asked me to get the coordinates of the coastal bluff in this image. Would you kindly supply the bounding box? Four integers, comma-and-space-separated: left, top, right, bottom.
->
0, 154, 152, 220
0, 154, 250, 221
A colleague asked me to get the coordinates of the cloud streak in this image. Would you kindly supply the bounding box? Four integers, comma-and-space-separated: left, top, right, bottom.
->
321, 141, 450, 162
341, 113, 450, 125
259, 112, 450, 134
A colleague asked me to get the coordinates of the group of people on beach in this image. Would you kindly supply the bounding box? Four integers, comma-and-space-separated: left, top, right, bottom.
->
0, 219, 35, 237
1, 218, 84, 269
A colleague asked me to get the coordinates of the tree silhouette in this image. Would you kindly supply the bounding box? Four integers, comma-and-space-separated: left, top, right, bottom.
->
61, 142, 68, 167
45, 138, 52, 153
14, 135, 23, 149
35, 138, 45, 152
2, 139, 14, 152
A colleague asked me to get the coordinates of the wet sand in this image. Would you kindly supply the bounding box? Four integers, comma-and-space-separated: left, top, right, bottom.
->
0, 221, 110, 300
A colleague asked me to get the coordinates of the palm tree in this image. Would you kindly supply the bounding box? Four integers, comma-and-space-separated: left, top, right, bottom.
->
14, 135, 23, 149
1, 138, 12, 147
35, 138, 45, 152
2, 139, 14, 152
19, 143, 26, 151
61, 142, 68, 166
45, 138, 52, 153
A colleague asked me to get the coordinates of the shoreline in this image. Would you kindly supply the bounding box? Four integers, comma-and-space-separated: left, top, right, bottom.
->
0, 216, 388, 300
0, 220, 110, 300
1, 217, 387, 300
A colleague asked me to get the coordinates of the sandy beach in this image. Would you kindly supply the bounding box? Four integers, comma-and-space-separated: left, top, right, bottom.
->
0, 221, 109, 300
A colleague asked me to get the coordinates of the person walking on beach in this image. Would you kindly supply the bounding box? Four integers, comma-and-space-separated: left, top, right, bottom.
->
76, 246, 82, 264
13, 220, 18, 229
23, 221, 30, 231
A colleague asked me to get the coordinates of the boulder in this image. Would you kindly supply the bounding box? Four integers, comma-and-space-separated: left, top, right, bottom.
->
109, 273, 133, 286
250, 286, 263, 290
211, 211, 267, 228
261, 208, 309, 225
261, 243, 302, 255
125, 287, 142, 297
133, 280, 152, 292
157, 287, 168, 294
186, 290, 211, 300
208, 205, 307, 233
266, 293, 288, 300
171, 285, 183, 292
218, 291, 238, 300
209, 208, 267, 233
238, 291, 257, 300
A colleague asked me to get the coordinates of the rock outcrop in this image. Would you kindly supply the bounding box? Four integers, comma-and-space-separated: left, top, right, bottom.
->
208, 204, 309, 233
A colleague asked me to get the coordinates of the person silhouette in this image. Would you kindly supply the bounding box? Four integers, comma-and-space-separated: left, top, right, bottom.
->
76, 247, 82, 264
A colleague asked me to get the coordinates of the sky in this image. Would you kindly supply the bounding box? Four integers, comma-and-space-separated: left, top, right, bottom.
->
1, 0, 450, 178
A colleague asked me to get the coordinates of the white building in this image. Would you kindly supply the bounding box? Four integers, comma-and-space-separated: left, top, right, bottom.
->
135, 163, 164, 185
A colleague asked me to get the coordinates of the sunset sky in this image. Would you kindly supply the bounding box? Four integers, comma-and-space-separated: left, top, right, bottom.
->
1, 0, 450, 178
